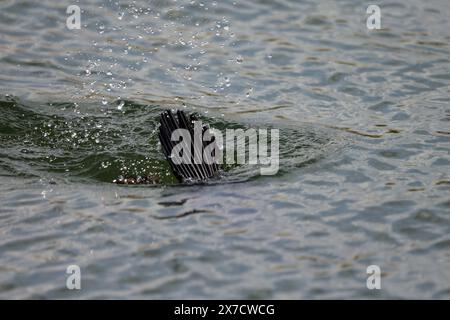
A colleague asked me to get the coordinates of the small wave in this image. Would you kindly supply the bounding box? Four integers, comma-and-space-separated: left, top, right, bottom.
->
0, 96, 339, 185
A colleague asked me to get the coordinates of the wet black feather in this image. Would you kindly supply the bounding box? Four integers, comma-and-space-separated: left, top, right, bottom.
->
158, 110, 220, 182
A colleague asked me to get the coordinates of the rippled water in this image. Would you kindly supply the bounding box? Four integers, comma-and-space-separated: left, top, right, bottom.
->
1, 0, 449, 299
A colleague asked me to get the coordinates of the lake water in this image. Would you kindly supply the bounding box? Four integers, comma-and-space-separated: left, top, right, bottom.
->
0, 0, 449, 299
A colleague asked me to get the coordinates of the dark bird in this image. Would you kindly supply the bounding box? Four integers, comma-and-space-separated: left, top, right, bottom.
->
114, 110, 220, 184
158, 109, 220, 182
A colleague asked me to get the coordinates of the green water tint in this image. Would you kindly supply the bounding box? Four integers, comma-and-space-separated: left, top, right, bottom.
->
0, 96, 335, 185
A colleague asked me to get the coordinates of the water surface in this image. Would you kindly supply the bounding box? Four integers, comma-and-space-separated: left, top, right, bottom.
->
0, 0, 449, 299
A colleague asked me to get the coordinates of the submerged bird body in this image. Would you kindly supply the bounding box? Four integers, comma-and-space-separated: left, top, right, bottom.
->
113, 175, 160, 185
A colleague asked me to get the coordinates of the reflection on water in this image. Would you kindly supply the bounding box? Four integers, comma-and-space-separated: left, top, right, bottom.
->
0, 0, 450, 299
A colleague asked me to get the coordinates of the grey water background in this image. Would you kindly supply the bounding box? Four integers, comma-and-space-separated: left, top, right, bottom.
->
0, 0, 449, 299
